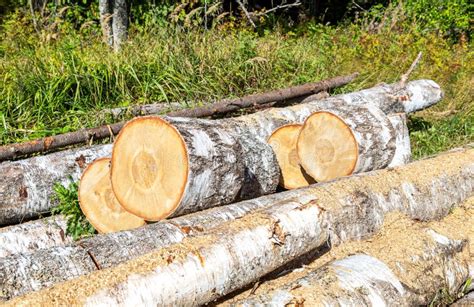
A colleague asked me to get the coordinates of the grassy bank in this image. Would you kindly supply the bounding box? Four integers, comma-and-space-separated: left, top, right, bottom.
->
0, 7, 472, 158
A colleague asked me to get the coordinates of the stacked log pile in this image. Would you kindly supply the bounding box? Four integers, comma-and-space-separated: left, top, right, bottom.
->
2, 75, 472, 305
1, 147, 472, 302
0, 79, 442, 226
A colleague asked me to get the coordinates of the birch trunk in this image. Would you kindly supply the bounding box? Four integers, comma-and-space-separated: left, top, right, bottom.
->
232, 198, 473, 306
0, 80, 441, 226
112, 0, 128, 51
296, 104, 396, 181
98, 0, 113, 46
4, 147, 473, 305
0, 192, 292, 300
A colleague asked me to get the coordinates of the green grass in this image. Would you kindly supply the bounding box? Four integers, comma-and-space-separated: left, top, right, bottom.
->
0, 6, 473, 159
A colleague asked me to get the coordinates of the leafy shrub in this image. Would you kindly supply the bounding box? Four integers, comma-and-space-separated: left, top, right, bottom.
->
51, 178, 96, 240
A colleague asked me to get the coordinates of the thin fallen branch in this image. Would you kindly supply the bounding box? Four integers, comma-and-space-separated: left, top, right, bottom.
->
251, 1, 302, 17
0, 73, 358, 161
236, 0, 256, 28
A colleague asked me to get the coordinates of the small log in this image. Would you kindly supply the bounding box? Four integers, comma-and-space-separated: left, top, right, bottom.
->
0, 74, 359, 161
297, 105, 396, 182
267, 124, 315, 189
78, 158, 145, 233
0, 80, 441, 226
3, 147, 472, 304
0, 144, 112, 226
0, 215, 71, 257
231, 198, 473, 305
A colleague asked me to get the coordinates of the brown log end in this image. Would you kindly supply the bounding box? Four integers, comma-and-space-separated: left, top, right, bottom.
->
268, 124, 315, 189
110, 117, 189, 221
79, 158, 145, 233
297, 111, 358, 182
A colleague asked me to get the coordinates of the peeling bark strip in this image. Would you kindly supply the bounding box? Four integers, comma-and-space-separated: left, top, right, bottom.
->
0, 215, 71, 257
0, 74, 358, 161
0, 145, 112, 226
5, 148, 473, 305
232, 199, 474, 306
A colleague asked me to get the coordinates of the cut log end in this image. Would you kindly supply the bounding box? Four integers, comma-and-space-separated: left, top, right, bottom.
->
267, 124, 315, 189
79, 158, 145, 233
111, 117, 189, 221
297, 111, 358, 182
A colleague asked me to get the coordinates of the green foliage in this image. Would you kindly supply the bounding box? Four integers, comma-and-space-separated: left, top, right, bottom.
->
401, 0, 472, 38
51, 178, 96, 240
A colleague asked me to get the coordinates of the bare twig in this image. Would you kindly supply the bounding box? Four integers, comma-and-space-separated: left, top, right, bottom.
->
236, 0, 256, 28
398, 52, 422, 88
252, 1, 301, 17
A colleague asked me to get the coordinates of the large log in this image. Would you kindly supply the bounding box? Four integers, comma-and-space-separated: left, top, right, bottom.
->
0, 74, 358, 162
4, 147, 473, 305
231, 197, 473, 305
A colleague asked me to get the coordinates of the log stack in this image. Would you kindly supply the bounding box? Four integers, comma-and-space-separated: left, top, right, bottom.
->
3, 77, 470, 306
0, 79, 441, 226
1, 147, 472, 301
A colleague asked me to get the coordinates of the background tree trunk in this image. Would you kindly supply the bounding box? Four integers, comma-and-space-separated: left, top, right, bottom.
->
112, 0, 128, 51
98, 0, 113, 46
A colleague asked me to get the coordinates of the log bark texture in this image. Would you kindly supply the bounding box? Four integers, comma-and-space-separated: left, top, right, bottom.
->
0, 144, 112, 226
0, 215, 71, 257
232, 198, 473, 306
0, 74, 358, 161
387, 113, 411, 167
0, 81, 428, 226
4, 147, 473, 305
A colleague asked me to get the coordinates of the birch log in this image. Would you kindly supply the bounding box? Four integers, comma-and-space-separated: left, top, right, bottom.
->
0, 215, 71, 257
4, 147, 473, 305
0, 144, 112, 226
232, 198, 473, 306
0, 80, 441, 226
296, 105, 396, 181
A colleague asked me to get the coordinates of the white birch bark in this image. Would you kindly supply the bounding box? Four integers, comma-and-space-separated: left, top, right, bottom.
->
112, 0, 128, 51
0, 215, 71, 257
4, 147, 472, 305
98, 0, 113, 46
388, 113, 411, 167
0, 144, 112, 226
233, 199, 473, 306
